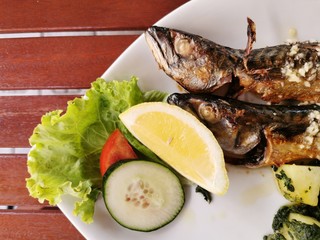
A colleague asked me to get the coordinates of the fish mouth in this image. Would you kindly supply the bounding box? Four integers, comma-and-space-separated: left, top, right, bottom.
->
145, 26, 176, 71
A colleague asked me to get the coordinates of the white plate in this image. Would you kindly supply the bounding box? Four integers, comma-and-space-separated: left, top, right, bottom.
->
58, 0, 320, 239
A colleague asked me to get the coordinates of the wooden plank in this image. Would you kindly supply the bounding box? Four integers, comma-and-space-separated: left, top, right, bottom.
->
0, 0, 188, 33
0, 154, 49, 207
0, 209, 84, 240
0, 96, 78, 148
0, 35, 138, 90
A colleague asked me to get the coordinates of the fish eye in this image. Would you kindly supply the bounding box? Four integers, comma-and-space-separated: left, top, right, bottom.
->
174, 38, 193, 57
199, 103, 220, 123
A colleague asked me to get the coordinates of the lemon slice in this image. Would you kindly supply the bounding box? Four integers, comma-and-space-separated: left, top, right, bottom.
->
119, 102, 229, 195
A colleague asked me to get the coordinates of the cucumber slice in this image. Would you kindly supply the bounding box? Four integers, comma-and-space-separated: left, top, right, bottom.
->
102, 159, 185, 232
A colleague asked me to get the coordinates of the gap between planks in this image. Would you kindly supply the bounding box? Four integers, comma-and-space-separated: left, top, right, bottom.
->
0, 30, 144, 39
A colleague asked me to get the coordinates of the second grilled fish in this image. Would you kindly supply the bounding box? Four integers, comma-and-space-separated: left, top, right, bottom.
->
146, 19, 320, 103
167, 93, 320, 167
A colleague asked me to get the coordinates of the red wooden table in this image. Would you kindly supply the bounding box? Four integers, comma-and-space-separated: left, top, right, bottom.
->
0, 1, 188, 239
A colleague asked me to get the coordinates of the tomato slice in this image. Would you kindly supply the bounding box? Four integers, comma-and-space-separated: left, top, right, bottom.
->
100, 129, 137, 176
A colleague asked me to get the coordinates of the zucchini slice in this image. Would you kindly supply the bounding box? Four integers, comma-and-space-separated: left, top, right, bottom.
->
102, 159, 185, 232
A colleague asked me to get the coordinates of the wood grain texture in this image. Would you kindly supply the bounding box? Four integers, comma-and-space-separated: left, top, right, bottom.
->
0, 96, 78, 147
0, 0, 188, 33
0, 1, 189, 238
0, 154, 52, 207
0, 35, 138, 90
0, 209, 85, 240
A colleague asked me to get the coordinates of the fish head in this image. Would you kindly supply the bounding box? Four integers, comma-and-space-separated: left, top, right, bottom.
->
168, 93, 262, 158
145, 26, 178, 73
145, 26, 233, 92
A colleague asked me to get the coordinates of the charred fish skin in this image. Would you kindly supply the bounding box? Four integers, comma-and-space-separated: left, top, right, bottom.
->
145, 26, 243, 93
167, 93, 320, 167
238, 41, 320, 103
146, 21, 320, 103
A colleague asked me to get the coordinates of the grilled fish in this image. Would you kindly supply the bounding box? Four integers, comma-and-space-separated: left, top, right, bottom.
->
146, 19, 320, 103
167, 93, 320, 167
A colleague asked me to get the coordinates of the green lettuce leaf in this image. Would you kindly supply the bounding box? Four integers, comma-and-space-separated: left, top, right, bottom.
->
143, 90, 168, 102
26, 77, 166, 223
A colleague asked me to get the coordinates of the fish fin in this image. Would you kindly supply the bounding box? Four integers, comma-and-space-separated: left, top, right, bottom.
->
243, 17, 256, 71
